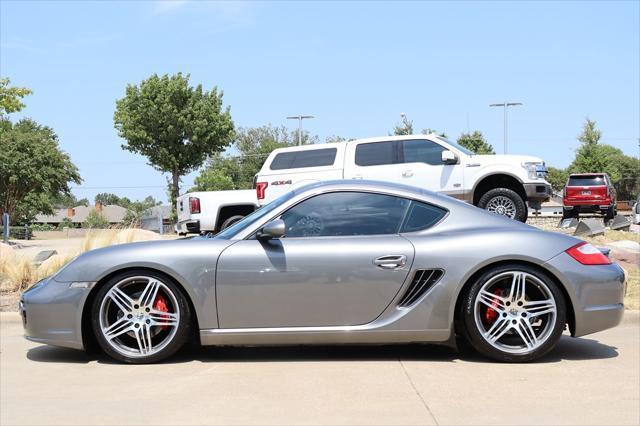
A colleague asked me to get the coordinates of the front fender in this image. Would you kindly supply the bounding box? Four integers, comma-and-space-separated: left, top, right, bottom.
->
54, 238, 235, 329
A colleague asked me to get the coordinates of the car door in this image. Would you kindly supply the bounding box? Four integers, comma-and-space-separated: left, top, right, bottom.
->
398, 139, 464, 195
216, 191, 416, 328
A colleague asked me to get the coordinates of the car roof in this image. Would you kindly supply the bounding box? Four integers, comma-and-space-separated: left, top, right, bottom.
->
267, 134, 444, 154
569, 173, 607, 177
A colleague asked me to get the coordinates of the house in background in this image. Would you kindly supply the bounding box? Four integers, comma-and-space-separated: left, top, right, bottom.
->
34, 202, 127, 227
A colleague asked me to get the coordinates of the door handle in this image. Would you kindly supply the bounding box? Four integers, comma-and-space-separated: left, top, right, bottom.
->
402, 170, 413, 178
352, 174, 363, 180
373, 255, 407, 269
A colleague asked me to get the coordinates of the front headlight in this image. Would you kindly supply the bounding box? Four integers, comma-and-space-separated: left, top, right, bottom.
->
522, 162, 547, 180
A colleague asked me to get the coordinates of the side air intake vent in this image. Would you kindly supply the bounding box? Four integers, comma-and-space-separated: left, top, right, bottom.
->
398, 269, 444, 308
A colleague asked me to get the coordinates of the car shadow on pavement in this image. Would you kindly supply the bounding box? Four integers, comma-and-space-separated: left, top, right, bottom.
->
26, 334, 618, 365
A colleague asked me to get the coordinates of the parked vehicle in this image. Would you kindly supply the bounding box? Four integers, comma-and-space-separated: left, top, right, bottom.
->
633, 196, 640, 225
254, 135, 551, 222
562, 173, 617, 220
21, 181, 624, 363
175, 190, 257, 235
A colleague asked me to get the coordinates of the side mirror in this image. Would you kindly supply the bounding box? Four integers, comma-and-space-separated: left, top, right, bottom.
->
257, 219, 285, 240
441, 150, 458, 165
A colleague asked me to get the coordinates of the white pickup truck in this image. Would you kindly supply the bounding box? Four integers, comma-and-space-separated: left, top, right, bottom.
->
175, 190, 258, 235
254, 134, 551, 222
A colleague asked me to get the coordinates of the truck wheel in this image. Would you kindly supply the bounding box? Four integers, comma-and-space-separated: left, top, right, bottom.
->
478, 188, 527, 222
220, 215, 245, 230
562, 208, 577, 220
604, 206, 615, 222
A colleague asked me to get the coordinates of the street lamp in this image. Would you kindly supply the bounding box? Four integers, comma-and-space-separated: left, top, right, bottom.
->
489, 102, 522, 154
286, 115, 315, 146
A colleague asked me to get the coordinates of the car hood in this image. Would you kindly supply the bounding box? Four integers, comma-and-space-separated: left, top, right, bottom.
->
53, 238, 235, 283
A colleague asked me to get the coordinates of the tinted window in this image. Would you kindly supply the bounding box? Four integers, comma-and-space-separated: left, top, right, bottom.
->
400, 201, 447, 232
401, 139, 445, 165
280, 192, 410, 237
355, 141, 397, 166
270, 148, 337, 170
567, 175, 606, 186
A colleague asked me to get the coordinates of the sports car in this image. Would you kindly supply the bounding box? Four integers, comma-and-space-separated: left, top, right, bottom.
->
20, 181, 625, 363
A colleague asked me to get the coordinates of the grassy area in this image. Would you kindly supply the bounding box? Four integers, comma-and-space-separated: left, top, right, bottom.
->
0, 228, 160, 292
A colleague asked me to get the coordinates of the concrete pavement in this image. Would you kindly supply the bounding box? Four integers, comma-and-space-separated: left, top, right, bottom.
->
1, 312, 638, 425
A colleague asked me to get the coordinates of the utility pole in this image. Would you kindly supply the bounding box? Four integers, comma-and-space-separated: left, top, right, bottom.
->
286, 115, 315, 145
489, 102, 522, 154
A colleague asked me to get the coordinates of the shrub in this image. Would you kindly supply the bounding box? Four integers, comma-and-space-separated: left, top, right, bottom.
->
83, 209, 109, 229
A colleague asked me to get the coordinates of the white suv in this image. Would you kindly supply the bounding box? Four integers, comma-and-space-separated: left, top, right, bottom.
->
254, 134, 551, 222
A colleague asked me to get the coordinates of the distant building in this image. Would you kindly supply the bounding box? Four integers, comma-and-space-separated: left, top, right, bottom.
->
34, 202, 127, 227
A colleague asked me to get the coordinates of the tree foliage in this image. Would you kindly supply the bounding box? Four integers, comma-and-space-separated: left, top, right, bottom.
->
94, 192, 125, 206
546, 166, 569, 193
0, 78, 32, 117
392, 116, 414, 135
113, 73, 235, 216
191, 125, 318, 192
83, 209, 109, 229
456, 131, 495, 154
0, 119, 82, 224
122, 196, 160, 226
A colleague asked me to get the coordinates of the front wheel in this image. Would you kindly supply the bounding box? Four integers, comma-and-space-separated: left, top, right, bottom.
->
91, 270, 192, 363
461, 264, 566, 362
477, 188, 528, 222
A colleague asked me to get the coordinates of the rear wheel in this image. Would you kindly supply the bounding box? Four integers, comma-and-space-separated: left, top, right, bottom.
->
604, 205, 616, 221
461, 264, 566, 362
477, 188, 528, 222
562, 208, 577, 219
91, 270, 192, 364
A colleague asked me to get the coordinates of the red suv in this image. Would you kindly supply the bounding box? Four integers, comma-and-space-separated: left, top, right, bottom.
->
563, 173, 617, 220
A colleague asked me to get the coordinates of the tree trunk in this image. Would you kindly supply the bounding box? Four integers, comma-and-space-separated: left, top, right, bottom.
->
170, 168, 180, 222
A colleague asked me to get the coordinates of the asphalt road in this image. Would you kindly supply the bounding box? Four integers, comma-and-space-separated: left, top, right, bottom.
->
1, 312, 638, 426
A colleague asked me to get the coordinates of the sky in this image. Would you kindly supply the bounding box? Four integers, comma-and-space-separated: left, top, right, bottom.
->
1, 0, 639, 205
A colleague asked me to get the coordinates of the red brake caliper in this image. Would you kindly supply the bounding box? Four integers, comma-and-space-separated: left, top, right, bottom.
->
485, 289, 503, 323
153, 294, 170, 331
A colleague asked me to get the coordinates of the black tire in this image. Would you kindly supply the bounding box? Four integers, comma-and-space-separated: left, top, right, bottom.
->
460, 264, 566, 363
91, 269, 192, 364
562, 208, 577, 220
220, 215, 245, 230
477, 188, 528, 222
604, 205, 615, 221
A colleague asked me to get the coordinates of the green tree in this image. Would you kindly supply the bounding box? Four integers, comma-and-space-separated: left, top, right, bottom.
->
546, 166, 569, 193
51, 193, 88, 208
392, 115, 414, 135
456, 131, 495, 154
0, 78, 32, 117
114, 73, 235, 217
420, 128, 447, 138
567, 118, 640, 200
122, 196, 160, 226
0, 119, 82, 223
83, 209, 109, 229
192, 125, 316, 192
94, 192, 123, 206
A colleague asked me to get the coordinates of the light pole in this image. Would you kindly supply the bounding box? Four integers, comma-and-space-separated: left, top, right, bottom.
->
286, 115, 315, 145
489, 102, 522, 154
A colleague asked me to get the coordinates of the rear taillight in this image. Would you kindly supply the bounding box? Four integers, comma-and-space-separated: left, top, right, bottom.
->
256, 182, 268, 200
566, 242, 611, 265
189, 197, 201, 214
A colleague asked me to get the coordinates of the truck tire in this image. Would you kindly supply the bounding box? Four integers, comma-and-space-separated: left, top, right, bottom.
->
220, 215, 245, 230
604, 205, 616, 222
562, 208, 577, 220
477, 188, 528, 222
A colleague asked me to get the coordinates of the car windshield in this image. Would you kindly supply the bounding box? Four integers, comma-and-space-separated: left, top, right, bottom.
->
436, 136, 474, 156
214, 190, 297, 239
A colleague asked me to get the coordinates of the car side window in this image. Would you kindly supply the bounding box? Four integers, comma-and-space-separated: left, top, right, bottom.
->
400, 139, 445, 165
400, 201, 447, 233
280, 192, 410, 238
270, 148, 337, 170
355, 141, 399, 166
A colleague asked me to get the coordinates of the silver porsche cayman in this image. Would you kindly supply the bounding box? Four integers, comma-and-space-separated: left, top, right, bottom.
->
20, 181, 625, 363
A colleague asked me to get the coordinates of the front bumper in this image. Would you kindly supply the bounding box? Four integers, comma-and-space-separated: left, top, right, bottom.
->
19, 277, 94, 350
523, 182, 552, 203
544, 252, 625, 337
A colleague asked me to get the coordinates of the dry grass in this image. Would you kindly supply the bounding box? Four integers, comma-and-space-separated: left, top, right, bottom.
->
0, 228, 160, 293
622, 265, 640, 310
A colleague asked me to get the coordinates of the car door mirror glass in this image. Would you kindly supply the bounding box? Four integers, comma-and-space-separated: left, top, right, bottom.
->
257, 219, 286, 239
441, 150, 457, 164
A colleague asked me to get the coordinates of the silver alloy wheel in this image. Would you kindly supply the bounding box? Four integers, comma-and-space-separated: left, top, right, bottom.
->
485, 195, 517, 219
99, 276, 180, 358
473, 271, 557, 355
